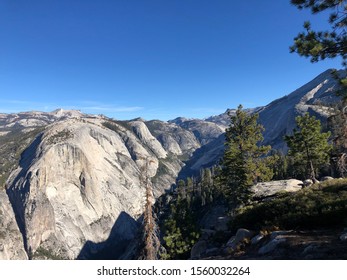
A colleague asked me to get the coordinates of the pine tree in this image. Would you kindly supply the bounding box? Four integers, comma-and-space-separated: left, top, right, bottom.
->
177, 179, 186, 200
265, 150, 289, 180
200, 168, 214, 205
162, 181, 200, 259
284, 113, 332, 180
290, 0, 347, 71
328, 102, 347, 176
221, 105, 272, 208
290, 0, 347, 174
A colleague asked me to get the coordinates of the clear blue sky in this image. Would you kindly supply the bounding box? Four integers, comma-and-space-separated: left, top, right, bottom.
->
0, 0, 342, 120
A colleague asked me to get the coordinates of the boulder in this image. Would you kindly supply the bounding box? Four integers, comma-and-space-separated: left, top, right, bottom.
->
200, 229, 216, 241
190, 241, 207, 259
340, 233, 347, 241
205, 248, 220, 256
320, 176, 334, 182
252, 179, 303, 199
227, 228, 255, 250
258, 238, 286, 255
198, 205, 228, 230
270, 230, 294, 240
302, 244, 318, 256
303, 179, 313, 187
215, 216, 230, 232
251, 234, 264, 245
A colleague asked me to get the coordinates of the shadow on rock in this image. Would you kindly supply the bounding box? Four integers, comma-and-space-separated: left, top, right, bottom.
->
6, 133, 44, 255
77, 211, 140, 260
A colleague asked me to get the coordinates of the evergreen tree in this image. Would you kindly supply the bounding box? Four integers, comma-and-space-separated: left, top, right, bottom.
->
162, 169, 220, 259
284, 113, 332, 180
177, 179, 186, 200
162, 182, 200, 259
328, 102, 347, 176
290, 0, 347, 173
221, 105, 272, 208
200, 168, 214, 205
290, 0, 347, 71
266, 150, 289, 180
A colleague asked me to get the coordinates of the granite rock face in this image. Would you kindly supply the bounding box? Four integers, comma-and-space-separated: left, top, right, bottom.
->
1, 110, 224, 259
5, 118, 184, 259
252, 179, 303, 199
0, 190, 28, 260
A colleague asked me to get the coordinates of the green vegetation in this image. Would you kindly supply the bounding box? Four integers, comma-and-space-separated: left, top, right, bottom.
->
285, 113, 332, 180
152, 161, 171, 182
161, 168, 221, 259
162, 203, 200, 259
290, 0, 347, 166
290, 0, 347, 71
32, 247, 64, 260
144, 120, 165, 138
0, 210, 5, 239
220, 105, 272, 207
102, 121, 121, 133
46, 129, 73, 145
102, 120, 132, 132
230, 179, 347, 231
158, 101, 341, 259
290, 0, 347, 179
265, 151, 290, 180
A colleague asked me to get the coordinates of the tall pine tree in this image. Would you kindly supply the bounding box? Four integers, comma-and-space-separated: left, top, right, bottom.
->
221, 105, 272, 208
284, 113, 332, 180
290, 0, 347, 71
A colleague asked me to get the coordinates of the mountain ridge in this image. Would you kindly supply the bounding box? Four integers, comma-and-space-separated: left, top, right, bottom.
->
0, 68, 346, 259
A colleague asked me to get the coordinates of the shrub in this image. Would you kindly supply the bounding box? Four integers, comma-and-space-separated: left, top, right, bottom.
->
230, 179, 347, 231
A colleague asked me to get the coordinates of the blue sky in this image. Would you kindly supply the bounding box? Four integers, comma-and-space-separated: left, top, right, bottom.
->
0, 0, 342, 120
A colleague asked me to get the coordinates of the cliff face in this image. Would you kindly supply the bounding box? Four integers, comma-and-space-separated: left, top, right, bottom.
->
2, 113, 222, 259
0, 69, 345, 260
0, 189, 28, 259
257, 69, 343, 151
5, 118, 162, 259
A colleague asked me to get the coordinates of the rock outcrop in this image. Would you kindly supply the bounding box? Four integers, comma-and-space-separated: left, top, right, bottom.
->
0, 190, 28, 259
1, 109, 226, 259
251, 179, 303, 199
5, 117, 184, 259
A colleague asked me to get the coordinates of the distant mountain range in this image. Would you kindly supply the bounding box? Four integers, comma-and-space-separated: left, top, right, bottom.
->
0, 68, 345, 260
